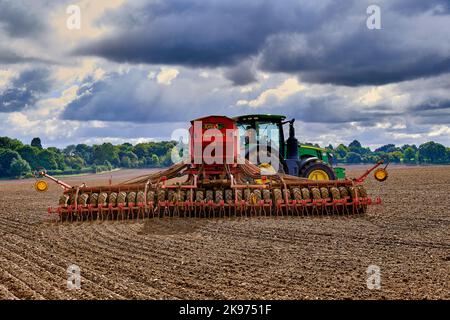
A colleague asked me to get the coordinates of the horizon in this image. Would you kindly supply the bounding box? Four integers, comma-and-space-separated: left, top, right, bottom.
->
3, 133, 449, 152
1, 1, 449, 148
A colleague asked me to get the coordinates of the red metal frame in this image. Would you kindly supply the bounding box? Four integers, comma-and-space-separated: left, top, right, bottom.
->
353, 160, 385, 183
38, 171, 72, 190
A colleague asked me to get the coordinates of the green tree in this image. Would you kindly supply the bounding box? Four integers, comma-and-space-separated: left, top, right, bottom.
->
375, 144, 399, 153
388, 151, 403, 163
403, 147, 416, 164
37, 149, 58, 170
418, 141, 447, 163
148, 154, 160, 167
75, 144, 93, 164
65, 156, 85, 170
119, 151, 138, 167
93, 143, 119, 165
17, 145, 40, 169
10, 158, 31, 177
63, 145, 76, 156
345, 152, 362, 163
47, 147, 66, 169
335, 144, 348, 159
31, 137, 43, 149
121, 156, 131, 168
0, 137, 23, 150
104, 160, 113, 171
133, 143, 149, 158
0, 149, 21, 176
349, 140, 362, 149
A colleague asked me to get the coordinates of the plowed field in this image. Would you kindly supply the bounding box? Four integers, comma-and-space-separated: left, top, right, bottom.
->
0, 166, 449, 299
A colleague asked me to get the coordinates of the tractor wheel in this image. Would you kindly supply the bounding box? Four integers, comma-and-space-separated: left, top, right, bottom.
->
215, 190, 224, 203
262, 189, 271, 203
301, 188, 310, 200
127, 192, 136, 205
98, 192, 108, 206
320, 187, 329, 199
168, 190, 177, 202
330, 187, 340, 200
292, 188, 302, 200
311, 188, 321, 200
205, 190, 214, 202
146, 191, 155, 203
273, 188, 283, 203
225, 189, 233, 202
89, 193, 99, 206
59, 194, 69, 207
195, 190, 204, 202
117, 191, 127, 205
299, 161, 335, 180
78, 193, 89, 206
108, 192, 118, 206
253, 189, 262, 202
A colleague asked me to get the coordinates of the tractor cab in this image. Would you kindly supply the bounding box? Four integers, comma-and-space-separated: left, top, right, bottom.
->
234, 114, 345, 180
234, 114, 286, 156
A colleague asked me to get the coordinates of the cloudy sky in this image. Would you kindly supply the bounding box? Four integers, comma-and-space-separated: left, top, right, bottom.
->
0, 0, 449, 148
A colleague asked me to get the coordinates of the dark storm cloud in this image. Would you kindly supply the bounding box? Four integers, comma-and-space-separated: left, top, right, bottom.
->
224, 60, 257, 86
0, 68, 52, 112
410, 99, 450, 111
74, 0, 450, 86
261, 34, 450, 86
408, 99, 450, 125
0, 46, 49, 64
74, 0, 338, 67
0, 48, 32, 64
0, 0, 47, 38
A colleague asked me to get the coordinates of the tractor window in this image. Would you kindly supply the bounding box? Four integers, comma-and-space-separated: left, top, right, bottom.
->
257, 122, 280, 149
237, 123, 253, 140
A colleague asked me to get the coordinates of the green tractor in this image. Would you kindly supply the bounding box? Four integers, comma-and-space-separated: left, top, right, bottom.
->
234, 114, 346, 180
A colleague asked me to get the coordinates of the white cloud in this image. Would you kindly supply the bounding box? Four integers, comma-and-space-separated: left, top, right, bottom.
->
50, 0, 125, 45
236, 78, 304, 107
8, 112, 38, 129
156, 67, 180, 85
0, 69, 16, 88
54, 59, 104, 83
428, 125, 450, 137
392, 133, 422, 140
35, 85, 79, 116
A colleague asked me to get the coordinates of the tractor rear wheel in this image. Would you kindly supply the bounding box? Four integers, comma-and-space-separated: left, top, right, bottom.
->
299, 161, 335, 180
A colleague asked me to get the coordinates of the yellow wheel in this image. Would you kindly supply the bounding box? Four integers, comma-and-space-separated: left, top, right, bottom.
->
307, 169, 330, 180
34, 180, 48, 192
374, 168, 388, 182
300, 162, 335, 180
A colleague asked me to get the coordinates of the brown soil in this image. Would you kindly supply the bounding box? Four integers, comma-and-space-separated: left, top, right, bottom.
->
0, 166, 448, 300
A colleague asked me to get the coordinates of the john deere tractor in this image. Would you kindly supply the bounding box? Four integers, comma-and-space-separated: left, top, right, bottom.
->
234, 114, 345, 180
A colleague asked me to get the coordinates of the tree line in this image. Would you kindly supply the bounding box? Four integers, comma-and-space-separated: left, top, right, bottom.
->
0, 136, 176, 178
0, 136, 449, 178
323, 140, 450, 165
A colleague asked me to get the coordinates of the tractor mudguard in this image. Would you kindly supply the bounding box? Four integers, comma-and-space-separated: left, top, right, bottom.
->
297, 156, 319, 172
